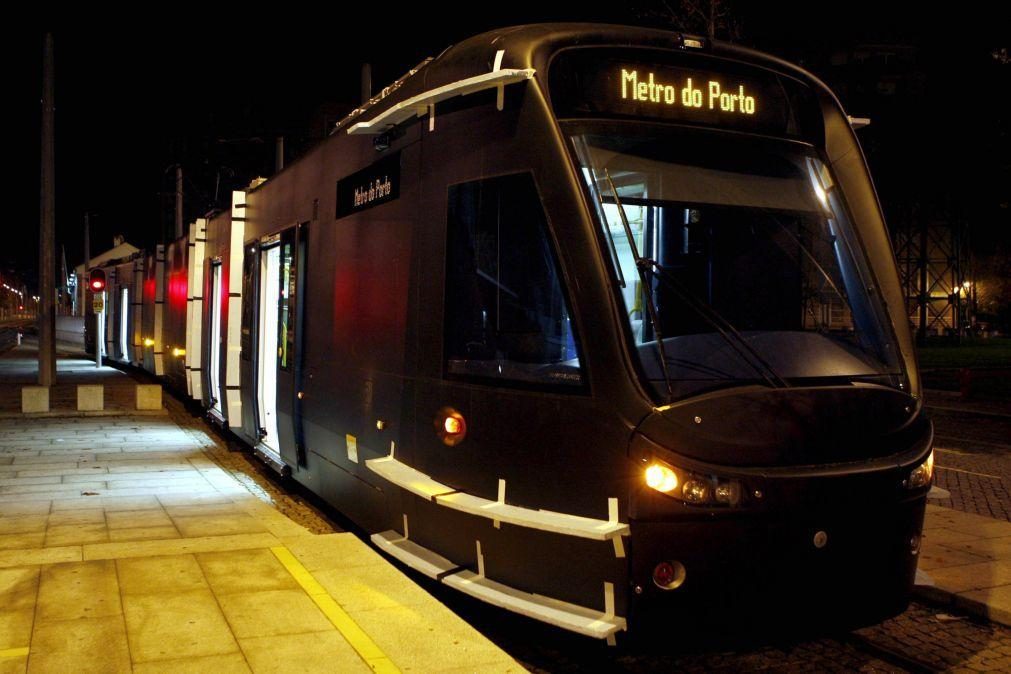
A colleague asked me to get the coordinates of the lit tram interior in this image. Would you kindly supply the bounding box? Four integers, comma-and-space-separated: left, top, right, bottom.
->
573, 129, 904, 400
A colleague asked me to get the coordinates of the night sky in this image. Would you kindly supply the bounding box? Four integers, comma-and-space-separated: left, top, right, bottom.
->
14, 2, 1009, 289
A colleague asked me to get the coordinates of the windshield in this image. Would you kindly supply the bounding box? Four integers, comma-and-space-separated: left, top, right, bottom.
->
571, 127, 906, 401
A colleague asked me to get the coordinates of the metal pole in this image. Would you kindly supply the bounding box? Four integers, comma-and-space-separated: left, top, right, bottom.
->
96, 297, 103, 368
38, 33, 56, 386
361, 63, 372, 104
175, 166, 184, 240
918, 214, 928, 345
275, 136, 284, 173
84, 212, 90, 318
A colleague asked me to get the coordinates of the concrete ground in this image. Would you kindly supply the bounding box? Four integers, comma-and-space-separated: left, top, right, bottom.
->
0, 349, 520, 673
5, 339, 1011, 671
913, 389, 1011, 631
0, 341, 152, 416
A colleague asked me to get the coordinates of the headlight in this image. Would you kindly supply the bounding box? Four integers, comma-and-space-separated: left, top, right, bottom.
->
906, 450, 934, 489
644, 458, 744, 507
645, 464, 678, 493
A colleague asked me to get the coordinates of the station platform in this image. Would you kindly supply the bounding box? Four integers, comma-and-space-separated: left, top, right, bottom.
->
0, 340, 158, 417
0, 348, 521, 673
918, 503, 1011, 628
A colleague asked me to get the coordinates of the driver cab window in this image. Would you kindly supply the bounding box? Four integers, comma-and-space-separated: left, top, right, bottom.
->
445, 172, 583, 388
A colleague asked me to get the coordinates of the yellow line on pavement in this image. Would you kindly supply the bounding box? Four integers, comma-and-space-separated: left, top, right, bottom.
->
0, 647, 29, 659
271, 546, 400, 674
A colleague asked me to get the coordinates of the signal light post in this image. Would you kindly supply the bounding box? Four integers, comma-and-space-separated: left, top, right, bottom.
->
90, 269, 106, 368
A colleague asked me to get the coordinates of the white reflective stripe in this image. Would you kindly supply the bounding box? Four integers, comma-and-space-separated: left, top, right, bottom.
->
365, 454, 629, 541
226, 199, 245, 428
348, 68, 535, 135
443, 570, 626, 641
187, 219, 207, 400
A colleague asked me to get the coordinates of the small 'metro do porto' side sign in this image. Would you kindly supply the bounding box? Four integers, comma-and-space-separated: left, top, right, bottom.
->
336, 153, 401, 219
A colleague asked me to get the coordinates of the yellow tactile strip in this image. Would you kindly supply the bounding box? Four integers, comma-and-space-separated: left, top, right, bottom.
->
0, 647, 29, 658
271, 546, 400, 674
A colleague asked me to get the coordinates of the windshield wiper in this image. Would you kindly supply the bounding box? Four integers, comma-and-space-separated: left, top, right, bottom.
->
644, 259, 790, 389
601, 172, 788, 391
602, 170, 673, 398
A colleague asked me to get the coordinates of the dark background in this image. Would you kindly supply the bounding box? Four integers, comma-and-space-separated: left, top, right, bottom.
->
11, 2, 1009, 304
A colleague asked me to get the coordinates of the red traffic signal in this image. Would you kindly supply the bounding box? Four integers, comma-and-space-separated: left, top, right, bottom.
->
89, 269, 106, 292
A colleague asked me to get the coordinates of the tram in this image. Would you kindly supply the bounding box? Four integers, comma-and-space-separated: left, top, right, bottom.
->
89, 24, 933, 642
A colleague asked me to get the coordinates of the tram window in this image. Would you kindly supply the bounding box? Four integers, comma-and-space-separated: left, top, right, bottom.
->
445, 173, 583, 387
278, 232, 294, 371
240, 248, 256, 360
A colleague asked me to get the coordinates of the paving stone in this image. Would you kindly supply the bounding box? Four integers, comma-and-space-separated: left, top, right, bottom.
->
82, 532, 281, 561
0, 517, 47, 536
106, 509, 173, 529
0, 567, 39, 611
36, 560, 121, 623
0, 608, 33, 653
99, 495, 163, 511
0, 503, 50, 518
238, 631, 368, 674
0, 533, 44, 551
218, 589, 334, 638
348, 603, 516, 673
313, 562, 437, 612
123, 589, 239, 663
171, 514, 267, 538
0, 476, 60, 488
132, 653, 251, 674
929, 561, 1011, 593
286, 533, 387, 573
197, 549, 298, 596
108, 526, 181, 543
27, 615, 131, 674
47, 508, 105, 526
117, 554, 209, 595
0, 546, 81, 569
44, 523, 109, 547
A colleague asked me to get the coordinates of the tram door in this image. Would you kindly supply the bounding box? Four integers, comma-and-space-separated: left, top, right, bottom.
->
256, 239, 282, 458
208, 261, 223, 418
119, 288, 129, 361
275, 224, 307, 469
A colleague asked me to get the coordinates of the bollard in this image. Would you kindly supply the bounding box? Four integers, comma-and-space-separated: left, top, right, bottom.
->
77, 385, 104, 412
136, 384, 162, 410
21, 386, 50, 414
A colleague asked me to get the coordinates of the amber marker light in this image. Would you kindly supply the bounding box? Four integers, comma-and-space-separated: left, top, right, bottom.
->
645, 463, 678, 493
435, 407, 467, 446
172, 347, 186, 357
143, 338, 155, 347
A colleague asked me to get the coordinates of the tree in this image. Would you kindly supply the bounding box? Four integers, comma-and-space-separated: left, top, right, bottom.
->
636, 0, 742, 42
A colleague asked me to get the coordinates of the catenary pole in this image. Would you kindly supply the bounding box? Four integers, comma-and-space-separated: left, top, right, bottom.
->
38, 33, 56, 385
175, 166, 183, 240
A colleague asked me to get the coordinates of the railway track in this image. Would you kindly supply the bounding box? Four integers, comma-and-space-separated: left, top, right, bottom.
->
841, 630, 940, 673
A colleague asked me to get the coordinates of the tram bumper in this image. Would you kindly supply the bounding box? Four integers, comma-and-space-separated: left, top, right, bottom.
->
628, 488, 926, 636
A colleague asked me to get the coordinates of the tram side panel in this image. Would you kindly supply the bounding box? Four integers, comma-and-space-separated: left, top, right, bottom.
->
198, 211, 234, 418
239, 132, 420, 533
162, 237, 189, 393
141, 250, 157, 373
109, 260, 139, 364
402, 84, 637, 612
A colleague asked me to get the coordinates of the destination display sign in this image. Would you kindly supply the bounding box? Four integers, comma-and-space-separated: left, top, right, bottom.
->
336, 152, 401, 219
550, 48, 818, 139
